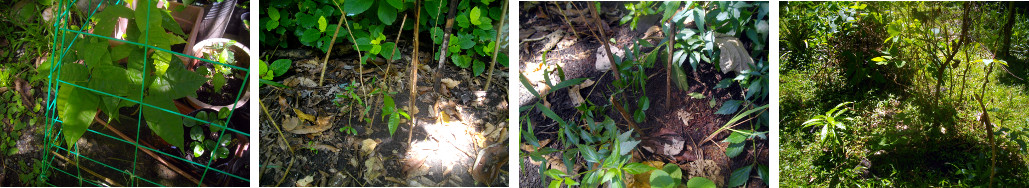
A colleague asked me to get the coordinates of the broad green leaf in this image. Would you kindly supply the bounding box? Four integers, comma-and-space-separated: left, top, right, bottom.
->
93, 5, 133, 37
301, 28, 321, 43
344, 0, 374, 15
134, 0, 163, 32
724, 131, 747, 143
271, 59, 292, 77
142, 94, 185, 149
473, 60, 485, 77
470, 7, 482, 25
148, 59, 206, 99
728, 164, 753, 187
688, 92, 705, 99
725, 141, 745, 158
663, 163, 683, 181
318, 16, 327, 32
57, 64, 97, 148
686, 177, 716, 188
758, 164, 769, 184
624, 162, 656, 174
649, 170, 675, 188
377, 41, 396, 59
386, 0, 404, 10
212, 71, 226, 93
715, 100, 742, 115
456, 11, 470, 28
378, 3, 398, 25
452, 55, 471, 68
268, 7, 280, 20
580, 145, 602, 163
430, 27, 444, 44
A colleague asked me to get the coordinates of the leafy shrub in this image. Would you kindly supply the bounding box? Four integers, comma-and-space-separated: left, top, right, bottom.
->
55, 0, 207, 149
802, 102, 855, 150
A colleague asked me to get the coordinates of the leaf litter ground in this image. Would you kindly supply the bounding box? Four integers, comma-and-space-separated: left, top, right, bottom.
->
259, 39, 510, 186
517, 2, 768, 187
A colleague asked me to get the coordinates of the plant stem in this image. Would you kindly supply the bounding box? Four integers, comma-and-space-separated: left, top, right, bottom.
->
409, 0, 421, 144
976, 59, 996, 188
484, 0, 508, 91
318, 12, 346, 87
589, 2, 621, 80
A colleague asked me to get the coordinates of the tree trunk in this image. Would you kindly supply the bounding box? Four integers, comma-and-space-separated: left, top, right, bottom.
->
998, 1, 1016, 60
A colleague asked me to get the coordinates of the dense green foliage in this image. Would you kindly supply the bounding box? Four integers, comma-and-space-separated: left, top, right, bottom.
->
781, 2, 1029, 187
52, 0, 212, 150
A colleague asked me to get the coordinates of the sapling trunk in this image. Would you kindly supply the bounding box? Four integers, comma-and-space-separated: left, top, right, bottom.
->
408, 0, 421, 144
483, 0, 507, 91
666, 19, 673, 108
933, 2, 970, 107
434, 0, 460, 91
588, 2, 636, 128
976, 61, 996, 188
318, 14, 346, 87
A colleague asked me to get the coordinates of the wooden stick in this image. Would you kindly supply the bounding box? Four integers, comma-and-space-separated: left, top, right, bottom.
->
589, 2, 620, 80
318, 11, 347, 87
260, 100, 293, 153
484, 0, 508, 91
50, 151, 124, 187
434, 0, 461, 91
408, 0, 421, 144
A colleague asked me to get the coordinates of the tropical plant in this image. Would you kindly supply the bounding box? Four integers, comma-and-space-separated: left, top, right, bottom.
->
55, 0, 208, 151
802, 102, 855, 149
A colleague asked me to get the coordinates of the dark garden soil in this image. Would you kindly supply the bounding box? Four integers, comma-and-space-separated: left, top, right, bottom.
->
518, 2, 768, 187
196, 75, 246, 106
258, 32, 510, 186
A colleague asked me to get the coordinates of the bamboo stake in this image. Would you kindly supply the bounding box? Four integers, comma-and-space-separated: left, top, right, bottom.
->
50, 151, 123, 187
484, 0, 508, 91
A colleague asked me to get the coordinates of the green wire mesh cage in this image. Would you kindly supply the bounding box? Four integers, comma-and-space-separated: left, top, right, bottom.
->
40, 0, 251, 186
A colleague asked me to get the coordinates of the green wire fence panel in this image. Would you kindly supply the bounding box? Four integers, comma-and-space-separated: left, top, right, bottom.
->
40, 0, 251, 186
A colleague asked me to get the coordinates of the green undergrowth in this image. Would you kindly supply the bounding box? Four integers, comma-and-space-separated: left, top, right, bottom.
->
781, 1, 1029, 187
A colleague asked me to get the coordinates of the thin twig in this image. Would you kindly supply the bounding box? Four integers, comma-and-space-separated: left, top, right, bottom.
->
552, 2, 579, 37
317, 9, 347, 87
260, 100, 293, 153
49, 151, 123, 187
484, 0, 508, 91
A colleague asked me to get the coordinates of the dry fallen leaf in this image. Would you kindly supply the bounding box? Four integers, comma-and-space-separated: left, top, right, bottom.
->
364, 157, 384, 184
294, 109, 316, 123
296, 175, 314, 187
441, 78, 461, 89
284, 77, 318, 88
282, 115, 301, 131
288, 115, 334, 134
568, 79, 595, 107
360, 139, 378, 156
